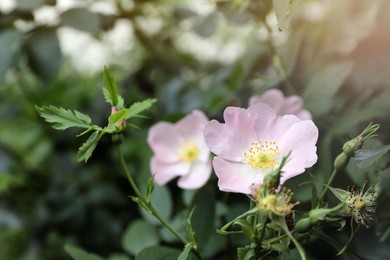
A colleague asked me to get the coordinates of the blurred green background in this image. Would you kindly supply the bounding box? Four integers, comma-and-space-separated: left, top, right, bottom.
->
1, 0, 390, 259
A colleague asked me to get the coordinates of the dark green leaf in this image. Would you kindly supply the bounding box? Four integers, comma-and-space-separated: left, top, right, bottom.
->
36, 105, 92, 130
190, 186, 215, 252
25, 27, 62, 81
61, 8, 101, 32
125, 99, 157, 120
122, 220, 159, 255
354, 145, 390, 171
77, 131, 102, 162
140, 185, 173, 225
376, 168, 390, 243
178, 243, 192, 260
303, 61, 354, 117
64, 244, 103, 260
135, 246, 184, 260
0, 29, 23, 82
103, 66, 119, 107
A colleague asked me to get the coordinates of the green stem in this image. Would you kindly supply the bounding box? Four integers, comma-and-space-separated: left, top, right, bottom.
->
318, 169, 338, 205
116, 145, 189, 245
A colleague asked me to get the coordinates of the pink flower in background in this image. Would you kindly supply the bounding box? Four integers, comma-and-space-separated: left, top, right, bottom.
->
204, 103, 318, 194
249, 89, 312, 120
147, 110, 212, 189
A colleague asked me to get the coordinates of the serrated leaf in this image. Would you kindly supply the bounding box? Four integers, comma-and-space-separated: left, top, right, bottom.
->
36, 105, 92, 130
103, 66, 119, 107
109, 109, 129, 125
178, 243, 192, 260
354, 145, 390, 171
77, 131, 102, 162
64, 244, 103, 260
125, 99, 157, 120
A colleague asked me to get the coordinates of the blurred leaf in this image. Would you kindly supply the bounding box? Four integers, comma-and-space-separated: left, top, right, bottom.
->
354, 145, 390, 171
303, 61, 354, 117
16, 0, 43, 11
36, 105, 93, 130
140, 185, 173, 225
122, 220, 159, 256
193, 13, 218, 38
108, 253, 131, 260
0, 29, 23, 82
375, 168, 390, 243
25, 27, 62, 81
178, 243, 192, 260
0, 173, 24, 194
103, 66, 120, 107
328, 187, 349, 202
272, 0, 294, 31
61, 8, 101, 32
64, 244, 103, 260
135, 246, 185, 260
278, 29, 304, 76
77, 131, 103, 162
190, 186, 216, 252
125, 99, 157, 120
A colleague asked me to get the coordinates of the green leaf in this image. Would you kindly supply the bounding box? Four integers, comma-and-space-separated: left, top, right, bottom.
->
190, 186, 215, 252
125, 99, 157, 120
328, 187, 350, 202
140, 185, 173, 225
354, 145, 390, 171
77, 131, 102, 162
64, 244, 103, 260
122, 220, 159, 256
376, 168, 390, 243
303, 61, 354, 117
25, 27, 62, 82
61, 8, 101, 32
103, 66, 119, 107
178, 243, 192, 260
36, 105, 92, 130
0, 29, 23, 82
135, 246, 195, 260
108, 109, 129, 125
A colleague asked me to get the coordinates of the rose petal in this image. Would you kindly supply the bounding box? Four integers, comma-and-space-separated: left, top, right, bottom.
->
213, 157, 264, 194
249, 89, 284, 113
147, 122, 183, 163
177, 161, 212, 189
176, 110, 209, 141
204, 107, 257, 162
247, 103, 279, 141
151, 157, 190, 185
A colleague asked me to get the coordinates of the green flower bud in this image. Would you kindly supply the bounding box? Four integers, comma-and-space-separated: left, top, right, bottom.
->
294, 218, 312, 233
112, 133, 124, 145
342, 138, 362, 157
334, 153, 349, 171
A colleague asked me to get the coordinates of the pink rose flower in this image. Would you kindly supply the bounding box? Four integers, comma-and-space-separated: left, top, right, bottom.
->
249, 89, 312, 120
147, 110, 212, 189
204, 103, 318, 194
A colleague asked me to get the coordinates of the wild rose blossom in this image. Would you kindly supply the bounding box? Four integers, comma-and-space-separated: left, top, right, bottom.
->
249, 89, 312, 120
147, 110, 212, 189
204, 103, 318, 194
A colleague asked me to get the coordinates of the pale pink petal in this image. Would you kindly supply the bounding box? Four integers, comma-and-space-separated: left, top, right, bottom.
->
295, 109, 312, 120
204, 107, 257, 161
151, 157, 190, 185
176, 110, 209, 141
213, 157, 264, 194
281, 96, 304, 115
147, 122, 183, 163
249, 89, 284, 113
247, 103, 279, 140
177, 161, 213, 189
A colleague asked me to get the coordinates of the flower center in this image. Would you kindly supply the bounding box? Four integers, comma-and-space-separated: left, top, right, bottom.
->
179, 142, 199, 163
243, 141, 280, 170
351, 195, 366, 211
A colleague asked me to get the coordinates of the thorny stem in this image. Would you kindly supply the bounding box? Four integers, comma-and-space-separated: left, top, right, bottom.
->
116, 145, 189, 246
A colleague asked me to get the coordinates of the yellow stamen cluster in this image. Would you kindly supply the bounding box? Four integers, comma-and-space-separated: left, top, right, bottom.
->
179, 142, 199, 163
253, 183, 299, 216
243, 141, 280, 170
347, 184, 376, 227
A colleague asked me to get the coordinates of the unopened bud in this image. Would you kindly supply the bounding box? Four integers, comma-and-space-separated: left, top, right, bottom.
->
334, 153, 349, 170
294, 218, 312, 233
